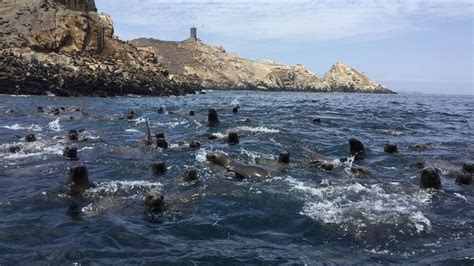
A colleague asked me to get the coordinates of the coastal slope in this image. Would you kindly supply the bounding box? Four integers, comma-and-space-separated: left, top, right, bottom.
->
132, 38, 394, 93
0, 0, 199, 96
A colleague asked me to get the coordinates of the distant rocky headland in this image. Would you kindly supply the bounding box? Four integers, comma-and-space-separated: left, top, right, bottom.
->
0, 0, 395, 96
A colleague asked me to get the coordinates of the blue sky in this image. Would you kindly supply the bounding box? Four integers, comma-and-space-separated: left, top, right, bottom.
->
96, 0, 473, 95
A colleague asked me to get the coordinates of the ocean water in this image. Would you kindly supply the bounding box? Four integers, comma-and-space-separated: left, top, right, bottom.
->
0, 91, 473, 264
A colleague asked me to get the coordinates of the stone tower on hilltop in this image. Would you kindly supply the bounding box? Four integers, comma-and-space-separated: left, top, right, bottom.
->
190, 27, 197, 40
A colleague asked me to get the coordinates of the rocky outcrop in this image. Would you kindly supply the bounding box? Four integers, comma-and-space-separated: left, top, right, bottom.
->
0, 0, 199, 96
132, 38, 395, 93
322, 62, 393, 93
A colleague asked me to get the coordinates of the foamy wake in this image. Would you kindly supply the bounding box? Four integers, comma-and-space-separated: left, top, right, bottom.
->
85, 180, 163, 198
3, 124, 43, 131
285, 177, 433, 237
47, 119, 62, 132
0, 140, 65, 160
234, 126, 280, 133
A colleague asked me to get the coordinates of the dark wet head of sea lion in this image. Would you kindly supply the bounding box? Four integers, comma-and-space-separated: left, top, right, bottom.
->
126, 110, 135, 120
189, 111, 195, 116
208, 108, 220, 126
151, 161, 167, 175
463, 162, 474, 174
25, 133, 36, 142
183, 169, 198, 182
232, 106, 239, 113
313, 118, 321, 123
349, 138, 366, 160
63, 146, 78, 160
189, 140, 201, 149
384, 143, 398, 153
228, 131, 239, 145
351, 166, 372, 177
157, 106, 165, 114
67, 164, 90, 193
68, 129, 78, 141
37, 106, 44, 113
420, 166, 441, 189
156, 138, 168, 149
9, 145, 20, 154
455, 173, 472, 185
155, 132, 166, 139
144, 191, 165, 212
206, 152, 231, 167
278, 151, 290, 164
53, 109, 61, 116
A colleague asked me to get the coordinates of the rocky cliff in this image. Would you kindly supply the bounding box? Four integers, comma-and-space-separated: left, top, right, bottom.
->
132, 38, 394, 93
0, 0, 199, 96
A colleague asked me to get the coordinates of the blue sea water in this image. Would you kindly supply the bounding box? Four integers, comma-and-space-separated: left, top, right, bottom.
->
0, 91, 473, 264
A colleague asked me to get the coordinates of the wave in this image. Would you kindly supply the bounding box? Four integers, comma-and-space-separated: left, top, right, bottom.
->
3, 124, 43, 131
284, 177, 433, 239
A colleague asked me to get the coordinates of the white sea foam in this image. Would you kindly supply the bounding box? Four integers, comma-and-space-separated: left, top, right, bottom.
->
85, 180, 163, 198
235, 126, 280, 133
125, 129, 139, 133
285, 177, 433, 237
3, 124, 43, 131
47, 119, 62, 132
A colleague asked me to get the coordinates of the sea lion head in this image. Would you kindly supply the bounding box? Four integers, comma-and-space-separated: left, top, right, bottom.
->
67, 164, 90, 193
206, 152, 231, 167
420, 166, 441, 189
208, 108, 220, 126
144, 191, 165, 212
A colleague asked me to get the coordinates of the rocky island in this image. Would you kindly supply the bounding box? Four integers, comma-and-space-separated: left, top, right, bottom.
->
0, 0, 394, 96
132, 37, 394, 93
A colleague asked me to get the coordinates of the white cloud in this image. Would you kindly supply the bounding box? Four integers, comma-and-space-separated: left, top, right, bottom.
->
96, 0, 474, 41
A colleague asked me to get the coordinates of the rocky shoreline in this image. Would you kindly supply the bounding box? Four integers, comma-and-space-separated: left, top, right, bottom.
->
0, 0, 394, 96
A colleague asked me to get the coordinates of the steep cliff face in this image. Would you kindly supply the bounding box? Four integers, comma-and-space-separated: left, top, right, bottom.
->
132, 38, 394, 93
0, 0, 199, 96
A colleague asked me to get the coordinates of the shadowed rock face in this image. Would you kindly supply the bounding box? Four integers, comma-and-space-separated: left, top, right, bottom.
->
53, 0, 97, 12
0, 0, 199, 96
131, 38, 395, 94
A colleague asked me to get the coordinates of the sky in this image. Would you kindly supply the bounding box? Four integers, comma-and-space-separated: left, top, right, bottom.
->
96, 0, 474, 95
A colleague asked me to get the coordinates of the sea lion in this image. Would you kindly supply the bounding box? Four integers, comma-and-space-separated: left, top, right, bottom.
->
144, 191, 166, 212
420, 166, 441, 189
455, 173, 472, 185
302, 146, 336, 171
9, 146, 20, 153
25, 133, 36, 142
183, 169, 198, 182
278, 151, 290, 164
63, 146, 78, 160
37, 106, 44, 113
138, 119, 152, 148
384, 144, 398, 153
350, 165, 372, 178
188, 140, 201, 149
208, 108, 220, 126
228, 131, 239, 145
349, 138, 366, 160
156, 138, 168, 149
69, 129, 78, 141
67, 164, 91, 193
126, 110, 135, 120
157, 106, 165, 114
151, 162, 167, 175
463, 162, 474, 174
155, 132, 165, 139
206, 152, 270, 180
233, 106, 239, 113
313, 118, 321, 123
189, 111, 196, 116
